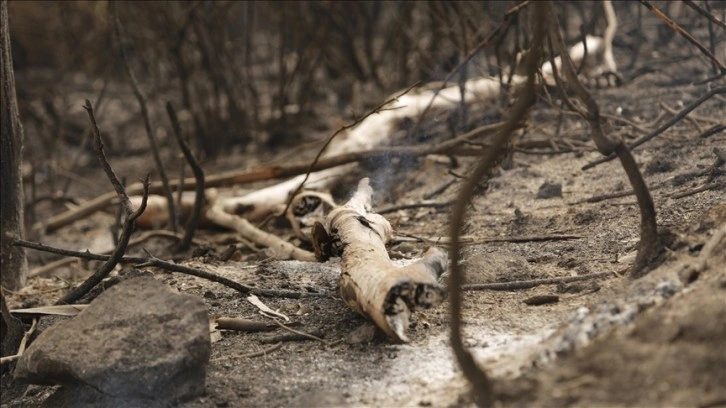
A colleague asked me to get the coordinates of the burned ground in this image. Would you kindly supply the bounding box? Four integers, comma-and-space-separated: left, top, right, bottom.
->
2, 2, 725, 407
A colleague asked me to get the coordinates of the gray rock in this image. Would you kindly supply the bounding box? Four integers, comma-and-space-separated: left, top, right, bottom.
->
536, 181, 562, 199
14, 276, 210, 405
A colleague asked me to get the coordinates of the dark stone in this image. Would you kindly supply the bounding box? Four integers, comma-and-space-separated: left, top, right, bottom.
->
536, 181, 563, 199
14, 276, 210, 405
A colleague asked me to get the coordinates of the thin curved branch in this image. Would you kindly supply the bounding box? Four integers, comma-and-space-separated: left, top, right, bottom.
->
448, 4, 546, 406
111, 2, 177, 232
583, 87, 726, 170
639, 0, 725, 72
166, 102, 205, 251
57, 100, 150, 305
546, 4, 661, 277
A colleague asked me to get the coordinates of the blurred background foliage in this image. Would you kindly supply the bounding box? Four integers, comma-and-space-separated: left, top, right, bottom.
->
8, 1, 718, 162
7, 1, 543, 159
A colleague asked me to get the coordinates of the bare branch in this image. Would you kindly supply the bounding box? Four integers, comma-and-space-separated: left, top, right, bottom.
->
583, 87, 726, 170
15, 239, 328, 300
546, 4, 661, 278
166, 102, 205, 251
639, 0, 725, 72
56, 101, 151, 305
408, 1, 531, 139
683, 0, 726, 30
111, 2, 178, 232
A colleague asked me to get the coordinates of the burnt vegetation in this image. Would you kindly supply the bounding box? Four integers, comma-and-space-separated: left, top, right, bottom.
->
3, 1, 725, 407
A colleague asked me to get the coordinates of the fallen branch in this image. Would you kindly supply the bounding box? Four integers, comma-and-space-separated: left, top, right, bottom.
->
136, 251, 326, 299
212, 342, 283, 361
204, 191, 316, 261
670, 181, 724, 199
574, 190, 634, 204
478, 234, 582, 243
320, 178, 447, 343
270, 319, 328, 345
41, 33, 612, 235
215, 317, 286, 333
40, 121, 504, 232
27, 230, 203, 278
260, 331, 327, 345
699, 124, 725, 139
462, 272, 612, 292
15, 239, 327, 300
522, 295, 559, 306
394, 233, 581, 246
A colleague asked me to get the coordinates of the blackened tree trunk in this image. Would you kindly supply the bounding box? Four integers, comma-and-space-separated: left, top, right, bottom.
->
1, 0, 27, 290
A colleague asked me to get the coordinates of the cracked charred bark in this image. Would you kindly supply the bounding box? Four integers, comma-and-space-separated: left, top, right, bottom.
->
1, 0, 28, 291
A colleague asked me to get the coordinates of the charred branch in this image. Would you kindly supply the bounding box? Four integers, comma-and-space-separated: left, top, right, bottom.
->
56, 101, 150, 305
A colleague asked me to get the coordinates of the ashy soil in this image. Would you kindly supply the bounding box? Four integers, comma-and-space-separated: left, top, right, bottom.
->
3, 18, 726, 408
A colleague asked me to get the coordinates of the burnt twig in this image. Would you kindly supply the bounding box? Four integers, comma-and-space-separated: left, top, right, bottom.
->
56, 100, 150, 305
26, 230, 203, 278
670, 181, 724, 200
462, 272, 612, 292
166, 102, 205, 251
699, 124, 726, 139
111, 2, 178, 232
270, 319, 328, 345
260, 331, 327, 345
15, 239, 329, 300
214, 342, 284, 360
683, 0, 726, 30
408, 1, 531, 139
136, 250, 326, 298
215, 317, 280, 332
639, 0, 725, 73
583, 87, 726, 170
